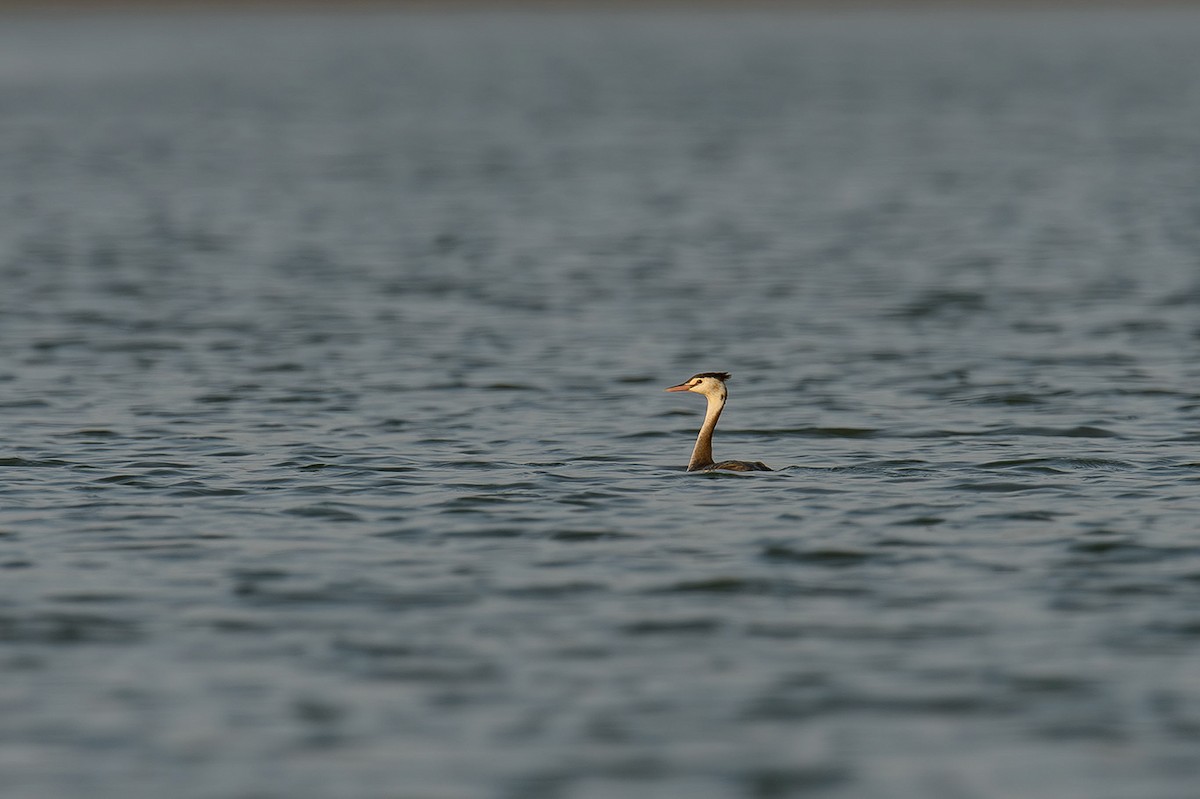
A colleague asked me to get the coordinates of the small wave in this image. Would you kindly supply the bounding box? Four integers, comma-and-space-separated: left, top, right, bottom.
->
45, 592, 135, 604
649, 577, 798, 595
94, 474, 152, 486
891, 290, 987, 319
0, 611, 141, 645
481, 382, 543, 391
620, 617, 722, 636
502, 582, 606, 598
124, 461, 194, 469
1065, 537, 1184, 563
967, 392, 1046, 406
168, 486, 247, 497
284, 504, 363, 522
999, 425, 1120, 439
911, 426, 1119, 439
977, 509, 1064, 522
762, 545, 874, 566
0, 457, 74, 468
549, 529, 638, 542
742, 427, 880, 439
889, 516, 946, 527
234, 580, 476, 610
94, 340, 184, 353
0, 399, 50, 409
980, 457, 1132, 472
953, 480, 1066, 493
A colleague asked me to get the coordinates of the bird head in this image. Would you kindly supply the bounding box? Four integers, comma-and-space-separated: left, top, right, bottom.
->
665, 372, 730, 399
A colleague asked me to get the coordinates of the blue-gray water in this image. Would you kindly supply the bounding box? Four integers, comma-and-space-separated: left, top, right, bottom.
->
3, 8, 1200, 799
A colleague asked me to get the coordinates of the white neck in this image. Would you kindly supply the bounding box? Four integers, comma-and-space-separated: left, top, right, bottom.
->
688, 392, 725, 471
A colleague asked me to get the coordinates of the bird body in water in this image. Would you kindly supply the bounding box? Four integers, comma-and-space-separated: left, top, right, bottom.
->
665, 372, 772, 472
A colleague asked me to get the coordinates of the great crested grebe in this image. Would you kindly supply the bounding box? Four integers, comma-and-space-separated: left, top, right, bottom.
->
665, 372, 772, 472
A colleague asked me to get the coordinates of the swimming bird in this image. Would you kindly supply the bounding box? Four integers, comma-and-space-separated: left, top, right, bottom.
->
665, 372, 772, 472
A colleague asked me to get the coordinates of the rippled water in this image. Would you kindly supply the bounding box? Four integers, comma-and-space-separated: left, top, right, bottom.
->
3, 8, 1200, 798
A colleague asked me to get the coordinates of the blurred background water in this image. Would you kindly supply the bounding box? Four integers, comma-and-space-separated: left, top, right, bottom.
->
2, 6, 1200, 799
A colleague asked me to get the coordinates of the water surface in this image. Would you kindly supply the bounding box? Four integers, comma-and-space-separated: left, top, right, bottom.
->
2, 9, 1200, 799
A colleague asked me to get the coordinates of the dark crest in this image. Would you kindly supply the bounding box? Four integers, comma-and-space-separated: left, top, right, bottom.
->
692, 372, 731, 382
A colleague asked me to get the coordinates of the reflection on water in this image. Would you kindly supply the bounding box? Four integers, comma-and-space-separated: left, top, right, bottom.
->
2, 8, 1200, 799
